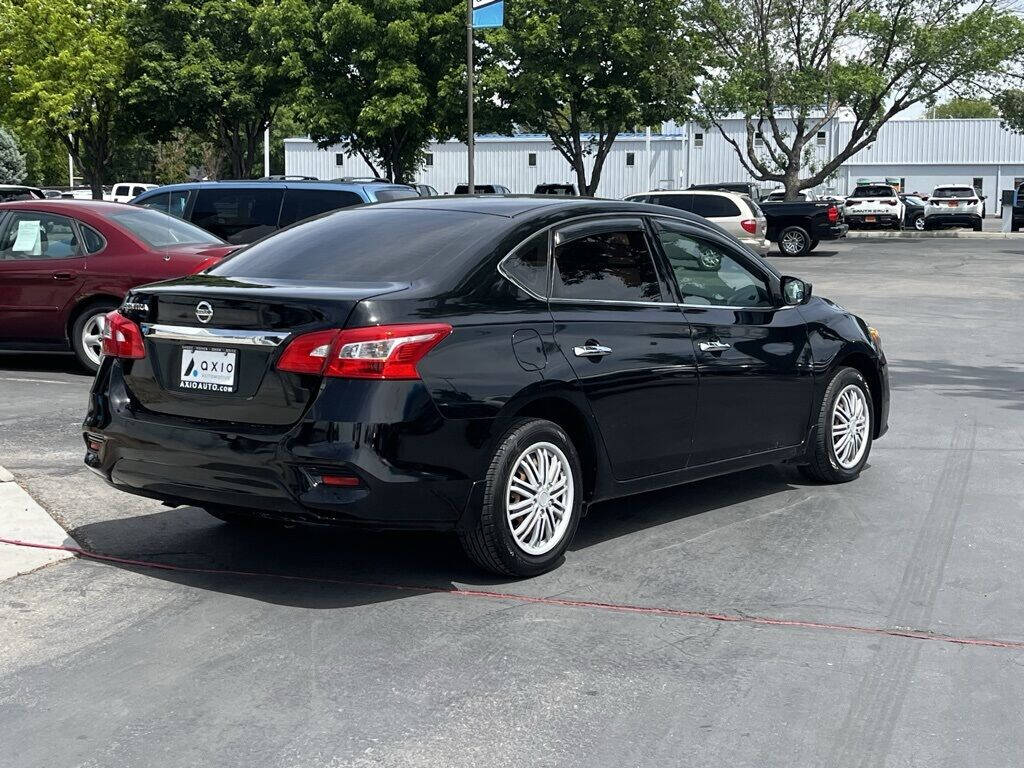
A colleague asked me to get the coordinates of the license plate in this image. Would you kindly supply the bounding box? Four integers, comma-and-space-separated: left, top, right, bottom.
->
948, 201, 957, 207
179, 347, 237, 392
865, 215, 876, 222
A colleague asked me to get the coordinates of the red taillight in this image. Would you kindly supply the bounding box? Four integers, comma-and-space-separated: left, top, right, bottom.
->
827, 204, 839, 223
322, 474, 361, 487
275, 324, 452, 380
740, 219, 757, 234
100, 311, 145, 359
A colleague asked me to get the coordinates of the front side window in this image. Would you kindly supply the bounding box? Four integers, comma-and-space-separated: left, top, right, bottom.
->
113, 185, 129, 197
110, 208, 224, 247
190, 187, 284, 243
655, 223, 771, 308
501, 231, 549, 297
552, 225, 661, 303
0, 212, 80, 260
131, 186, 147, 197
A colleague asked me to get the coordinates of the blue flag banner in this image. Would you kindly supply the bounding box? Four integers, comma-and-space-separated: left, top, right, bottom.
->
473, 0, 504, 28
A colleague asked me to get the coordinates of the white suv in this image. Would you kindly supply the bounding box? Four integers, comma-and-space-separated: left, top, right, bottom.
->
624, 190, 769, 253
843, 184, 905, 230
923, 185, 984, 231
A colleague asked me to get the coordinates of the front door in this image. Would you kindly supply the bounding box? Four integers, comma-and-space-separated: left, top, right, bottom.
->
548, 217, 699, 480
0, 210, 87, 343
650, 219, 813, 465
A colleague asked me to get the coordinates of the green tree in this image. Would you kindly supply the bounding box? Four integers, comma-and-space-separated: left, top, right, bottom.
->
0, 0, 134, 197
478, 0, 704, 196
927, 98, 998, 119
0, 127, 27, 183
697, 0, 1024, 198
278, 0, 463, 183
993, 89, 1024, 134
126, 0, 305, 179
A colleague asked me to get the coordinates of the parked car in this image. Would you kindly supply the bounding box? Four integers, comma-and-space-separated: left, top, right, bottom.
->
1012, 182, 1024, 232
106, 182, 158, 203
763, 189, 821, 202
923, 185, 985, 231
0, 200, 236, 370
83, 196, 889, 576
534, 183, 578, 195
843, 184, 905, 230
0, 185, 45, 202
131, 179, 419, 244
414, 184, 439, 197
60, 187, 102, 200
454, 184, 512, 194
757, 198, 848, 256
899, 194, 927, 231
688, 182, 762, 200
624, 189, 769, 254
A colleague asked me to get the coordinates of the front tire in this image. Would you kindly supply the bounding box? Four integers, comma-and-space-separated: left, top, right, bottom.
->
71, 303, 117, 372
460, 418, 583, 577
777, 226, 811, 256
799, 367, 873, 483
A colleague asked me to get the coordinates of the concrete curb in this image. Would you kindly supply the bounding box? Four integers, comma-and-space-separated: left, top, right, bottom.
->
846, 230, 1022, 240
0, 466, 77, 580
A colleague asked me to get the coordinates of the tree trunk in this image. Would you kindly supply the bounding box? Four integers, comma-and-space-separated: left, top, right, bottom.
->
571, 155, 589, 198
782, 165, 802, 200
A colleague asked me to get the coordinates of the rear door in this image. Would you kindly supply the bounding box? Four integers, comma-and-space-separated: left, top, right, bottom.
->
0, 210, 87, 342
278, 188, 364, 227
548, 216, 699, 480
651, 218, 813, 465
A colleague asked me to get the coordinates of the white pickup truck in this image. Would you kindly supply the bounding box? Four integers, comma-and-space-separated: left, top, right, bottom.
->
842, 184, 905, 230
105, 182, 157, 203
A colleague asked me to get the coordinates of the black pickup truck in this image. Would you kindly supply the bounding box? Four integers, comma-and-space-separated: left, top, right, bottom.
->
759, 199, 848, 256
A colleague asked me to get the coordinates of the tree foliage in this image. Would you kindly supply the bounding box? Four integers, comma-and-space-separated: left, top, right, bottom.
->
698, 0, 1024, 198
928, 98, 998, 119
993, 89, 1024, 134
0, 127, 27, 184
126, 0, 305, 179
276, 0, 463, 183
478, 0, 705, 196
0, 0, 134, 197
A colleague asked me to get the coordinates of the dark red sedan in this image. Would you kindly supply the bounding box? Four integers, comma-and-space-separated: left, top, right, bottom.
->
0, 200, 236, 370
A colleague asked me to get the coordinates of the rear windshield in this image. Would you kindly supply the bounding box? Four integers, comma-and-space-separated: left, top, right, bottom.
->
850, 186, 896, 198
209, 208, 499, 284
931, 187, 975, 199
109, 208, 224, 247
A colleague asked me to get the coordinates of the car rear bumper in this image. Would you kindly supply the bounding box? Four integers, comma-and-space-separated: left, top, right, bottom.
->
83, 363, 481, 530
740, 236, 770, 254
845, 214, 899, 227
925, 213, 982, 227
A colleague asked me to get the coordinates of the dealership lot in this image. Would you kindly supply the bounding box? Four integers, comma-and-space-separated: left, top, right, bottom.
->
2, 238, 1023, 767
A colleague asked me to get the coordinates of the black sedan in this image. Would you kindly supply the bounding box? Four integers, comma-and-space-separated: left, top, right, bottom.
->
83, 197, 890, 576
900, 194, 927, 231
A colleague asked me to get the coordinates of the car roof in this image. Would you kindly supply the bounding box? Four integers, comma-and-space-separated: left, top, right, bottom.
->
138, 180, 411, 194
632, 189, 743, 199
0, 199, 131, 214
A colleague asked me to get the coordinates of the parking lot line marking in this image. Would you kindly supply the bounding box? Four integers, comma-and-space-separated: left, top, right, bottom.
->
3, 534, 1023, 652
0, 377, 70, 385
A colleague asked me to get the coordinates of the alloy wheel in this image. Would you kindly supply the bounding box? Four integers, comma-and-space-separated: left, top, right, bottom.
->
914, 216, 925, 231
831, 384, 870, 469
781, 230, 806, 254
81, 312, 108, 367
505, 441, 574, 556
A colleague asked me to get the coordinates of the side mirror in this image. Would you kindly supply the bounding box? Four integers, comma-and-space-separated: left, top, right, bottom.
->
781, 276, 812, 305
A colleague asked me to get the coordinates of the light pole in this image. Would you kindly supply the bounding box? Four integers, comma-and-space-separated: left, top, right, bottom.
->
466, 0, 475, 194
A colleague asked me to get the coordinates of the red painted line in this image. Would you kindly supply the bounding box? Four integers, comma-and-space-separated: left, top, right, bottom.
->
4, 535, 1024, 651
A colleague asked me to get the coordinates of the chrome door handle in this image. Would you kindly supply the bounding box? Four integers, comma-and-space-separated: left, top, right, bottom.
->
699, 341, 731, 352
573, 344, 612, 358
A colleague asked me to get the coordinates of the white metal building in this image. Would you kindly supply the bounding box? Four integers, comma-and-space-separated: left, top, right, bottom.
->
285, 118, 1024, 212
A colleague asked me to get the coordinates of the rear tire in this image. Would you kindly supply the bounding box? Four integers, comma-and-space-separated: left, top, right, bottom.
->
777, 226, 811, 256
71, 302, 117, 373
973, 221, 983, 232
459, 418, 583, 577
799, 367, 873, 484
913, 214, 925, 231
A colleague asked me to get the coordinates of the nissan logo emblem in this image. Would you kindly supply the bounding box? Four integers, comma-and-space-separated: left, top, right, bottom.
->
195, 301, 214, 324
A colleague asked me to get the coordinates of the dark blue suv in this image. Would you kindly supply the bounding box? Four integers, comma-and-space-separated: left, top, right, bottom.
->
131, 180, 419, 244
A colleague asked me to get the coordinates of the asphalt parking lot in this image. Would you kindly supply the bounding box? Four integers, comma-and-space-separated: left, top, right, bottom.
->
2, 237, 1023, 767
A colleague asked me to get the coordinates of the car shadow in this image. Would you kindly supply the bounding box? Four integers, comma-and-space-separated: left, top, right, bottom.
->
70, 465, 802, 609
0, 351, 90, 376
890, 359, 1024, 410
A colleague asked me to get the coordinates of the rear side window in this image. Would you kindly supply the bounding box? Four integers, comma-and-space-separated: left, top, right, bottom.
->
113, 185, 129, 197
131, 186, 146, 197
191, 187, 284, 244
210, 208, 498, 284
278, 189, 364, 227
373, 188, 419, 202
501, 232, 549, 297
551, 227, 662, 303
137, 192, 169, 213
688, 194, 741, 218
81, 224, 106, 253
651, 195, 692, 211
